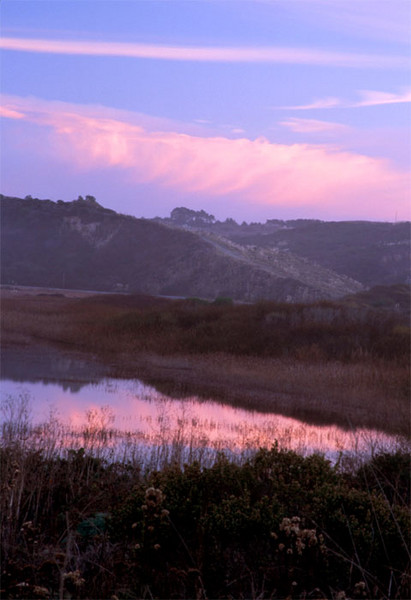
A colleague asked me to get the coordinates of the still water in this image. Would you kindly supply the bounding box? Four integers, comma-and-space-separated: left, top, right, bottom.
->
0, 345, 404, 463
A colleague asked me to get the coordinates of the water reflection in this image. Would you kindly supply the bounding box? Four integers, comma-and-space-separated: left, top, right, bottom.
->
0, 344, 106, 392
0, 377, 405, 463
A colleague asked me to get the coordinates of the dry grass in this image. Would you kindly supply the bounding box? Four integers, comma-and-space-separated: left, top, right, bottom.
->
108, 352, 409, 436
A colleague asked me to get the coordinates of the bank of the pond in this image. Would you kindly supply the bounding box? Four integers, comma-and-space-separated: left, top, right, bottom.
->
1, 340, 409, 437
106, 351, 410, 437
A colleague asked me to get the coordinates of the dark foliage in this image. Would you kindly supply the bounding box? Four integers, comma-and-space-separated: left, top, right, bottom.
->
1, 445, 409, 599
89, 296, 410, 364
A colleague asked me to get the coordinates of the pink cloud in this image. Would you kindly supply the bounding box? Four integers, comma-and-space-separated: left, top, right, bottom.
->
0, 105, 25, 119
0, 36, 408, 68
1, 95, 410, 220
282, 88, 411, 110
279, 118, 350, 134
356, 88, 411, 107
281, 97, 341, 111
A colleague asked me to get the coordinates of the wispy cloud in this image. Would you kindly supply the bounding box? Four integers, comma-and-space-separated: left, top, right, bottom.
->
281, 97, 342, 111
0, 36, 408, 68
279, 117, 350, 134
1, 94, 409, 220
281, 88, 411, 110
356, 89, 411, 107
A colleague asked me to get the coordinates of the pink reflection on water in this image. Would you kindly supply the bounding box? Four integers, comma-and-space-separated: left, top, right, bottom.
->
0, 378, 401, 458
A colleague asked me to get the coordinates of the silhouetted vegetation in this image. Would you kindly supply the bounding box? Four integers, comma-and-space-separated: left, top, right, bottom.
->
1, 433, 410, 599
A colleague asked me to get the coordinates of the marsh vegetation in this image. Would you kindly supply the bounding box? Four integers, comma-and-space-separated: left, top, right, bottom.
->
1, 289, 409, 435
1, 288, 410, 598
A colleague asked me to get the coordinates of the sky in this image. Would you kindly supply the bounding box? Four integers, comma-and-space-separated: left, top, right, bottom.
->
1, 0, 410, 222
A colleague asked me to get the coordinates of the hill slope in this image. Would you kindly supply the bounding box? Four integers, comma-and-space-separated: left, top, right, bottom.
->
0, 195, 362, 302
155, 207, 410, 287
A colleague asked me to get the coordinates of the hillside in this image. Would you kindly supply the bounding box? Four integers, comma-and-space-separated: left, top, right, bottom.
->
0, 195, 363, 302
156, 207, 410, 287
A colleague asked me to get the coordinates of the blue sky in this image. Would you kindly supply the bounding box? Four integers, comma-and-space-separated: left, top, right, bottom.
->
1, 0, 410, 221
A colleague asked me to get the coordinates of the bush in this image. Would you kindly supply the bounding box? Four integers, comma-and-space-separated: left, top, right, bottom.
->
1, 444, 410, 598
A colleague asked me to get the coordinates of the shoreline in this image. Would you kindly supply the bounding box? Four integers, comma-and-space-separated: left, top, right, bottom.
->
2, 338, 409, 437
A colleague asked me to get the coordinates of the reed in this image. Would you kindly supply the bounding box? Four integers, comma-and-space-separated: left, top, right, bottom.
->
2, 292, 409, 365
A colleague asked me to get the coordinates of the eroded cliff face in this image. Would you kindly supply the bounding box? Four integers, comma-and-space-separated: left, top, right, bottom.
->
1, 195, 363, 301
